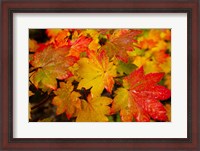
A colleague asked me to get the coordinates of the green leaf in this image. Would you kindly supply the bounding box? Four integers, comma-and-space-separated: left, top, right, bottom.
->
117, 60, 137, 75
128, 47, 145, 57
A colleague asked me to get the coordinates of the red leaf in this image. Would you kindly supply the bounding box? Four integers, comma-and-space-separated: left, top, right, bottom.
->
68, 36, 92, 58
111, 66, 171, 122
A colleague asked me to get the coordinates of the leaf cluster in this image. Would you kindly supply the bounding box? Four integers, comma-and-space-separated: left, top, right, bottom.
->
29, 29, 171, 122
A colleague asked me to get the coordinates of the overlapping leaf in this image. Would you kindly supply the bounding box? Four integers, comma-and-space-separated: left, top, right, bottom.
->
29, 29, 171, 122
68, 36, 92, 58
47, 29, 70, 48
80, 29, 101, 51
52, 81, 81, 119
46, 29, 62, 38
101, 29, 142, 62
30, 45, 77, 90
111, 66, 171, 122
77, 50, 117, 97
76, 94, 112, 122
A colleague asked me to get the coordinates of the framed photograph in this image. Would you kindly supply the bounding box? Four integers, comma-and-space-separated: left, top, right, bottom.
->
1, 0, 199, 150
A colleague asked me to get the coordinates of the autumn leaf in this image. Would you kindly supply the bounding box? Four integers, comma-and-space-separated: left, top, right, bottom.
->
160, 29, 171, 41
159, 57, 171, 74
77, 50, 117, 97
111, 66, 171, 122
46, 29, 62, 38
76, 94, 112, 122
47, 29, 70, 48
80, 29, 101, 51
29, 29, 171, 122
30, 45, 77, 90
138, 38, 157, 50
132, 49, 170, 74
164, 74, 171, 89
154, 49, 169, 64
116, 60, 137, 76
52, 81, 81, 119
133, 29, 171, 74
29, 39, 39, 52
128, 47, 145, 57
68, 36, 92, 58
102, 29, 142, 62
164, 103, 171, 121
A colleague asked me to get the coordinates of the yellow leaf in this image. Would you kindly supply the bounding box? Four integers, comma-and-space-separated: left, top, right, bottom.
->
81, 29, 101, 51
77, 51, 116, 97
159, 57, 171, 74
76, 95, 112, 122
46, 29, 62, 37
89, 39, 101, 51
144, 60, 161, 74
29, 39, 39, 52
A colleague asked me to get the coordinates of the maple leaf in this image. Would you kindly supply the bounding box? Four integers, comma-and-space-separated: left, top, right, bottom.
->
101, 29, 142, 62
77, 50, 117, 97
111, 66, 171, 122
52, 81, 81, 119
30, 45, 77, 90
80, 29, 101, 51
48, 29, 70, 48
68, 36, 92, 58
76, 94, 112, 122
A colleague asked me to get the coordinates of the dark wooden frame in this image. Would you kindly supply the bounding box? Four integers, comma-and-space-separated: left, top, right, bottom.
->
1, 0, 199, 150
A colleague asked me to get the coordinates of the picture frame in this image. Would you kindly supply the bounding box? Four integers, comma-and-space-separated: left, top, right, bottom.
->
1, 0, 199, 150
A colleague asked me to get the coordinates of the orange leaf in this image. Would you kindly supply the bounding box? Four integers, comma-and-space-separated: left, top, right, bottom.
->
52, 81, 81, 119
